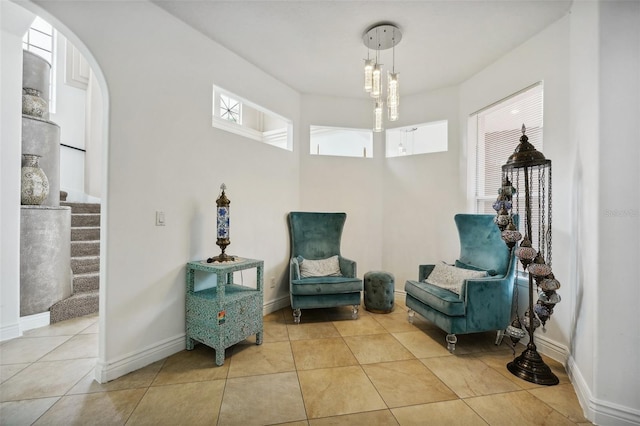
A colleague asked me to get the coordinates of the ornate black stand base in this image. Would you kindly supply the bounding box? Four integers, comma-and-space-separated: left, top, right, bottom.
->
507, 344, 559, 386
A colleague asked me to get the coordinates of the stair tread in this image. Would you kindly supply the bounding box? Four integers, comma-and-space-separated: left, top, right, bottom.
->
61, 201, 100, 204
61, 202, 101, 215
61, 202, 100, 207
71, 227, 100, 242
62, 290, 98, 299
73, 273, 100, 293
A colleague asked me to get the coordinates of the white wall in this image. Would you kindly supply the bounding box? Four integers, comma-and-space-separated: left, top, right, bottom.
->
30, 0, 301, 380
50, 31, 88, 199
299, 87, 461, 288
593, 0, 639, 421
567, 0, 600, 414
85, 70, 103, 199
299, 95, 383, 276
0, 1, 35, 341
568, 2, 640, 423
382, 86, 462, 286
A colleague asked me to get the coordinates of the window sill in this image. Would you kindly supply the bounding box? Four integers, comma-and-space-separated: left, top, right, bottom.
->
212, 116, 262, 142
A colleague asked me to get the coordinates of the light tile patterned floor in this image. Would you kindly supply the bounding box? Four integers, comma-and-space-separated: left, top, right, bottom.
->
0, 299, 592, 425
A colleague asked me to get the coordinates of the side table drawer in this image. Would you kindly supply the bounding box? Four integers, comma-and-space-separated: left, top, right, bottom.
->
186, 290, 262, 348
221, 292, 262, 346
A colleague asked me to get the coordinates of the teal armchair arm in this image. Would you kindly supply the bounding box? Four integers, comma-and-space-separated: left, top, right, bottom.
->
339, 257, 357, 278
461, 275, 514, 331
290, 257, 301, 281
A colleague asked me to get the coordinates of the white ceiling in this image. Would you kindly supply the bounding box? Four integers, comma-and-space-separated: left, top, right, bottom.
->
153, 1, 571, 99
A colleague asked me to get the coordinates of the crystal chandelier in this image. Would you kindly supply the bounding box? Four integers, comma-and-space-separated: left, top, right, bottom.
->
363, 23, 401, 132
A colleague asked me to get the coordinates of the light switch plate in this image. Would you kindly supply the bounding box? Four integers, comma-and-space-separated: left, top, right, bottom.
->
156, 211, 165, 226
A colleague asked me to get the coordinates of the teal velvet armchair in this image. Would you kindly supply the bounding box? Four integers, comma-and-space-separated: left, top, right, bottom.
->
404, 214, 518, 352
288, 212, 363, 324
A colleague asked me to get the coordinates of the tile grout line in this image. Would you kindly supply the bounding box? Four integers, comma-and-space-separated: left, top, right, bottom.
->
1, 307, 589, 425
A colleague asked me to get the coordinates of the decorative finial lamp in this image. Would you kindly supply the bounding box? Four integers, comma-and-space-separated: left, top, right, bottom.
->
207, 183, 235, 263
498, 124, 561, 386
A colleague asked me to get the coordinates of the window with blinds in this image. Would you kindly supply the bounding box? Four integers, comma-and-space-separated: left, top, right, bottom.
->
470, 83, 544, 232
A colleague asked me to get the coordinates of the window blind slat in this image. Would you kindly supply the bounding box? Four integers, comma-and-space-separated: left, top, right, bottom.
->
472, 83, 543, 240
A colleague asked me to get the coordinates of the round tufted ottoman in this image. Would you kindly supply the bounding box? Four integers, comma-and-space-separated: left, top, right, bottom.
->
363, 271, 395, 313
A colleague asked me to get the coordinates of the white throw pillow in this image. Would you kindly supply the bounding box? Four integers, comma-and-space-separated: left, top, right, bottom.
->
425, 262, 487, 295
299, 255, 342, 278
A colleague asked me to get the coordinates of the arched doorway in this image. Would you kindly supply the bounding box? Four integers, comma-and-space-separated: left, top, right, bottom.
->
0, 0, 110, 382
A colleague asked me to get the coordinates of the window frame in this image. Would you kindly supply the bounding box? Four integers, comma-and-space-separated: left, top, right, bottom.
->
467, 82, 544, 281
385, 120, 448, 158
22, 16, 57, 112
218, 93, 242, 124
309, 125, 374, 158
211, 85, 292, 151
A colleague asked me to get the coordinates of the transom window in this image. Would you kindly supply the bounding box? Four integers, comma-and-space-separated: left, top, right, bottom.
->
212, 85, 292, 151
385, 120, 448, 158
219, 94, 241, 124
309, 126, 373, 158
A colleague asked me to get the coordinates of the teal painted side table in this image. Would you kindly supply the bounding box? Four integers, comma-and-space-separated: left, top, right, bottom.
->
186, 258, 264, 366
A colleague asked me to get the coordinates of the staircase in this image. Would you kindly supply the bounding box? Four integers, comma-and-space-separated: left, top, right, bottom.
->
49, 201, 100, 323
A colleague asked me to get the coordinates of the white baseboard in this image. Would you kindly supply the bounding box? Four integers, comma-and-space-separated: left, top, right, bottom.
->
2, 312, 53, 341
94, 333, 185, 383
0, 321, 21, 342
387, 289, 640, 424
529, 331, 570, 365
567, 357, 594, 422
20, 312, 50, 333
94, 298, 292, 383
263, 295, 290, 315
567, 356, 640, 426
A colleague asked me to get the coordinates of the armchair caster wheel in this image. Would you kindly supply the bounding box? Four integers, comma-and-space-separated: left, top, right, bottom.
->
408, 309, 415, 324
446, 334, 457, 353
293, 308, 301, 324
351, 305, 359, 320
495, 329, 505, 346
